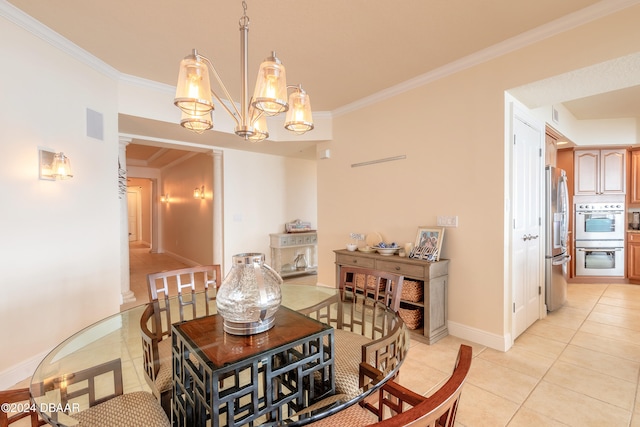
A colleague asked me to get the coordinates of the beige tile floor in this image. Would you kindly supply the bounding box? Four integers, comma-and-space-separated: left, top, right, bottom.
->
6, 244, 640, 426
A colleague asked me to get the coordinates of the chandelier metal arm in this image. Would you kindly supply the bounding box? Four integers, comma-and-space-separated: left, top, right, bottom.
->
197, 54, 242, 126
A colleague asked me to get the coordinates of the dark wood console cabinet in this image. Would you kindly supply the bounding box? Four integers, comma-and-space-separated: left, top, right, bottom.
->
334, 249, 449, 344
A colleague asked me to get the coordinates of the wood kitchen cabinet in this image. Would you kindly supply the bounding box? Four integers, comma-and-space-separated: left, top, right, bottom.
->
629, 149, 640, 205
334, 249, 449, 344
628, 232, 640, 282
574, 148, 626, 195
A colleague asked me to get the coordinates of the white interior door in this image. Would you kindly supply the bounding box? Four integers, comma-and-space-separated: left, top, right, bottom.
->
127, 188, 141, 242
511, 106, 543, 339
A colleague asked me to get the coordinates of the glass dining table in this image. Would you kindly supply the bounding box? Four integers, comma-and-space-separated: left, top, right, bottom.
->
30, 284, 409, 426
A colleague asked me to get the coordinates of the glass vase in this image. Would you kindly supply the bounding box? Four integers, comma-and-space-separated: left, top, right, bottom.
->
216, 253, 283, 335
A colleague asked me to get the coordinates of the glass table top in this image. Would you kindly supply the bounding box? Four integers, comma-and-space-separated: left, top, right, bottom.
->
30, 284, 408, 426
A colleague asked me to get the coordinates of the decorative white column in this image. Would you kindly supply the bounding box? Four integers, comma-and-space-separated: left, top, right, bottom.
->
119, 137, 136, 304
213, 150, 224, 271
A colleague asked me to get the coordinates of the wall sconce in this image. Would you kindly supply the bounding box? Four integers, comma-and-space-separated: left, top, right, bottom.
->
39, 149, 73, 180
161, 194, 170, 203
193, 185, 205, 199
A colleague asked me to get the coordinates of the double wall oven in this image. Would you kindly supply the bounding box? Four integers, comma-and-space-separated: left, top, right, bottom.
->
574, 202, 625, 277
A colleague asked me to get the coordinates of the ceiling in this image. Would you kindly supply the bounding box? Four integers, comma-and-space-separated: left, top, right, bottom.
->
7, 0, 640, 165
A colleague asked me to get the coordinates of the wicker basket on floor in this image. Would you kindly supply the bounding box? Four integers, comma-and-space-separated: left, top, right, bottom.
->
400, 280, 423, 302
398, 305, 422, 330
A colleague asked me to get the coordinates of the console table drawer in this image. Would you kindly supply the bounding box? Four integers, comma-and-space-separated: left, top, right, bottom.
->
335, 253, 376, 268
375, 260, 424, 278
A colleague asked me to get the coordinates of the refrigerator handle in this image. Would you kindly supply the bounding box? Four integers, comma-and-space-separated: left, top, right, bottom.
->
552, 254, 571, 266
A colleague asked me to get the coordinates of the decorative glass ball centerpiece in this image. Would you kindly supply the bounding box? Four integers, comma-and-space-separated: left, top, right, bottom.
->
216, 253, 283, 335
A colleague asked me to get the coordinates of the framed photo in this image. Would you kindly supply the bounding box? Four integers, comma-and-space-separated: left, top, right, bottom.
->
411, 227, 445, 261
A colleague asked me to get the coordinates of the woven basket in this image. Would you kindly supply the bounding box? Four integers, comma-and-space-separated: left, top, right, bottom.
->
400, 280, 423, 303
398, 305, 422, 330
354, 274, 387, 292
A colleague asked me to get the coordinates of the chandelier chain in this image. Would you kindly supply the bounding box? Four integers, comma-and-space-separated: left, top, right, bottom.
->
239, 1, 249, 28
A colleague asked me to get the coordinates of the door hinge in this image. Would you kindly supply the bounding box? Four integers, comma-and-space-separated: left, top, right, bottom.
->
539, 148, 542, 157
513, 302, 515, 313
539, 286, 542, 295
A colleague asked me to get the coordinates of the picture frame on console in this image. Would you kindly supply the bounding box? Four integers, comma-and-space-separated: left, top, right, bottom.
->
411, 227, 444, 261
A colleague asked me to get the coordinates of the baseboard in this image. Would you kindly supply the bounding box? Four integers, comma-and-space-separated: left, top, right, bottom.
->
163, 251, 199, 267
0, 349, 50, 390
447, 320, 512, 352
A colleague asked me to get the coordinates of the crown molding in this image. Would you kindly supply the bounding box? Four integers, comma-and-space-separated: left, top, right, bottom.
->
4, 0, 638, 120
0, 0, 120, 80
332, 0, 640, 117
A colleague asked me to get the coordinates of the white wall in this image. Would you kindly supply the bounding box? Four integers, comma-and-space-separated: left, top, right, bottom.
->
0, 15, 121, 386
532, 104, 638, 146
222, 149, 318, 274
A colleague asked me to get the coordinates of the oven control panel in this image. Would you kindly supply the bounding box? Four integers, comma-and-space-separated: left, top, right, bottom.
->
575, 203, 624, 211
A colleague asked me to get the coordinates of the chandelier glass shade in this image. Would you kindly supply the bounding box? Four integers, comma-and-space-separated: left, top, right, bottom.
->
180, 110, 213, 134
174, 2, 313, 141
285, 86, 314, 134
174, 56, 214, 116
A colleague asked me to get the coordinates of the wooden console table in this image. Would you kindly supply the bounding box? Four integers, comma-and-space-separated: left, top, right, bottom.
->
334, 249, 449, 344
172, 307, 335, 427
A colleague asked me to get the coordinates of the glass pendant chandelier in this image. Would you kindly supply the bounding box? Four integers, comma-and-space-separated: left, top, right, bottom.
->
174, 1, 313, 142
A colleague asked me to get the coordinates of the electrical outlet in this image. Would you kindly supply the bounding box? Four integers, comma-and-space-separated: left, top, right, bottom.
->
437, 216, 459, 227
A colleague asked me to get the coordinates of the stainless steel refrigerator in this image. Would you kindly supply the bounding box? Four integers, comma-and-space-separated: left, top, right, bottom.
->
545, 166, 570, 311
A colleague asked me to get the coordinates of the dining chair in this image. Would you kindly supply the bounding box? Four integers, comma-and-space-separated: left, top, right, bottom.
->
140, 264, 222, 415
340, 266, 405, 396
307, 344, 472, 426
299, 267, 407, 398
339, 266, 404, 311
37, 358, 170, 427
0, 388, 46, 427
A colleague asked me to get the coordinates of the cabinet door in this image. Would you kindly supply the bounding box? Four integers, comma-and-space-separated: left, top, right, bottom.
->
600, 149, 625, 194
574, 150, 599, 195
628, 238, 640, 280
631, 150, 640, 204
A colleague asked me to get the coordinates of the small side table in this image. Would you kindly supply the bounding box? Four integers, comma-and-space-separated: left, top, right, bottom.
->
172, 307, 335, 427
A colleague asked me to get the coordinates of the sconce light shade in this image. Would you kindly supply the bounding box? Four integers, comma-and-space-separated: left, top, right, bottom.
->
39, 149, 73, 180
51, 153, 73, 179
284, 86, 314, 134
193, 185, 205, 199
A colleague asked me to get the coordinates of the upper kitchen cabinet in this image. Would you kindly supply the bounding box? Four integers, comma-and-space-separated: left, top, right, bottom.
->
574, 148, 626, 195
629, 149, 640, 205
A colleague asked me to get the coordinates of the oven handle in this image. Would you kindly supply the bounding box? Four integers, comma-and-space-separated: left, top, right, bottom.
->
576, 248, 623, 251
576, 211, 624, 215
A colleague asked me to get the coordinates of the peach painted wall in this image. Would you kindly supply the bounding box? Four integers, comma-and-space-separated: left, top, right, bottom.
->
316, 4, 640, 347
161, 153, 214, 265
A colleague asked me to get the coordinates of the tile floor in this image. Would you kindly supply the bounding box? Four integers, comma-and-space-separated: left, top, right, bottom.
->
6, 244, 640, 426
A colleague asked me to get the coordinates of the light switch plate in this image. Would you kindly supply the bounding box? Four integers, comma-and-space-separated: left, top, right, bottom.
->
437, 216, 458, 227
